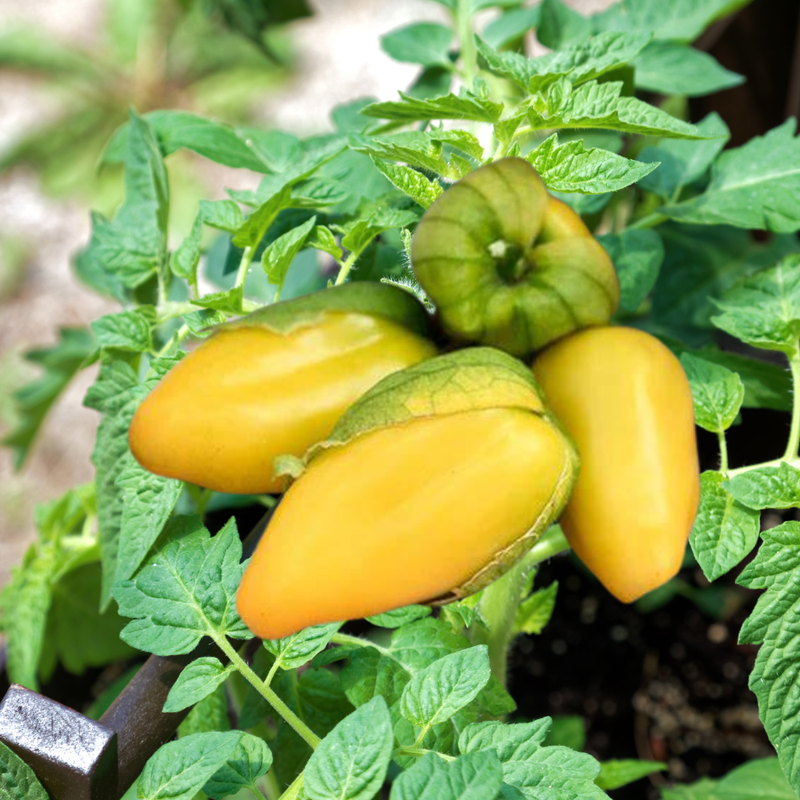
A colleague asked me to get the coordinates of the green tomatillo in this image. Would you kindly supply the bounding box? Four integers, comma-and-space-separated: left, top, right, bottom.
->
411, 157, 620, 357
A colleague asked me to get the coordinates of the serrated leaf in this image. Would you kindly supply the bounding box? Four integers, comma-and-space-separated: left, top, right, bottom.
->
171, 212, 203, 284
0, 740, 49, 800
233, 185, 291, 249
352, 132, 450, 177
598, 228, 663, 312
113, 516, 251, 656
725, 462, 800, 510
3, 327, 96, 469
341, 208, 420, 258
595, 759, 665, 790
366, 605, 432, 628
381, 22, 453, 68
459, 718, 608, 799
138, 731, 242, 800
537, 0, 591, 49
632, 41, 744, 97
663, 119, 800, 232
340, 617, 470, 708
91, 307, 155, 352
527, 133, 656, 195
390, 750, 504, 800
680, 354, 745, 432
190, 287, 244, 315
400, 647, 491, 730
203, 733, 273, 798
661, 757, 795, 799
307, 225, 343, 260
737, 523, 800, 793
304, 696, 393, 800
163, 657, 235, 713
262, 215, 317, 297
179, 684, 230, 738
475, 31, 650, 92
528, 80, 708, 139
370, 158, 443, 209
514, 581, 558, 635
200, 199, 244, 233
264, 623, 341, 670
712, 255, 800, 354
638, 112, 730, 200
361, 91, 503, 124
428, 128, 484, 160
690, 471, 760, 584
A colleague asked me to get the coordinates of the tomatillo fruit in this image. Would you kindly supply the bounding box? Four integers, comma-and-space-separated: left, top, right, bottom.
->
129, 283, 437, 495
237, 348, 578, 640
533, 326, 700, 602
411, 157, 620, 357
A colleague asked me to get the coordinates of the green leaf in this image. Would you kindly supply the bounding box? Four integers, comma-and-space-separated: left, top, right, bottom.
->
427, 127, 485, 160
42, 561, 138, 679
91, 308, 155, 353
661, 757, 795, 799
596, 759, 665, 791
459, 718, 607, 799
262, 215, 317, 297
83, 358, 180, 610
591, 0, 751, 44
361, 91, 503, 123
203, 733, 273, 799
233, 185, 291, 249
263, 623, 341, 670
712, 255, 800, 354
3, 327, 96, 469
163, 657, 236, 713
598, 229, 664, 312
304, 696, 393, 800
527, 133, 657, 195
400, 647, 491, 729
369, 159, 443, 209
690, 472, 760, 582
475, 31, 650, 92
381, 22, 453, 68
632, 42, 744, 97
91, 110, 169, 289
650, 224, 799, 346
483, 5, 541, 49
390, 751, 504, 800
663, 119, 800, 232
513, 581, 558, 635
352, 132, 450, 177
366, 605, 431, 628
725, 462, 800, 510
200, 199, 245, 233
171, 212, 203, 284
104, 110, 276, 172
0, 26, 98, 76
0, 740, 49, 800
272, 667, 354, 788
203, 0, 311, 54
191, 287, 244, 315
679, 354, 745, 432
115, 453, 183, 587
527, 79, 708, 139
138, 731, 242, 800
737, 524, 800, 795
638, 112, 730, 200
179, 684, 231, 737
537, 0, 592, 49
543, 715, 586, 751
113, 516, 251, 656
340, 208, 420, 258
307, 225, 343, 261
340, 617, 470, 708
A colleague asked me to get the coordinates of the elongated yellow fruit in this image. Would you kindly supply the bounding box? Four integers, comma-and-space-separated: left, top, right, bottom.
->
237, 406, 574, 640
533, 327, 700, 602
129, 311, 436, 494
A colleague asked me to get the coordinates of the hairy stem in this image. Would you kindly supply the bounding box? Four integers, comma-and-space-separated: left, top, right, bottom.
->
334, 252, 358, 286
218, 638, 321, 750
278, 773, 304, 800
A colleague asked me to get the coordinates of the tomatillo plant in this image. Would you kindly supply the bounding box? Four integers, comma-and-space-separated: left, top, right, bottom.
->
5, 1, 800, 799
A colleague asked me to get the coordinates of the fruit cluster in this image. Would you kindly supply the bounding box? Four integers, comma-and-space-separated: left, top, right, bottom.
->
130, 158, 700, 640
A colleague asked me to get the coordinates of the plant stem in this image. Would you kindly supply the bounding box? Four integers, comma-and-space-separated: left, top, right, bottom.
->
394, 746, 455, 762
236, 245, 255, 289
726, 456, 800, 478
331, 632, 391, 656
629, 211, 668, 230
784, 346, 800, 461
473, 526, 571, 687
278, 773, 304, 800
718, 431, 729, 474
455, 0, 478, 89
334, 252, 358, 286
217, 638, 321, 750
